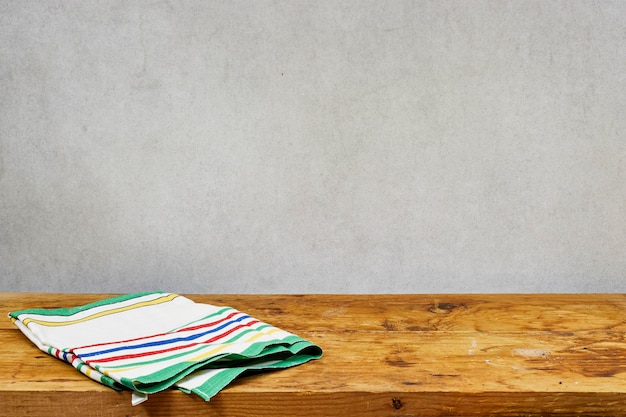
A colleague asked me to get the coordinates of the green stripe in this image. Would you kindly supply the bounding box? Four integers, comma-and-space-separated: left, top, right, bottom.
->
8, 292, 163, 318
180, 368, 244, 400
166, 306, 234, 332
100, 374, 125, 390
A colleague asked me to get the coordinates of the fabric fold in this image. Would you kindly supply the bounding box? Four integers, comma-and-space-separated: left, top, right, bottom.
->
9, 292, 322, 403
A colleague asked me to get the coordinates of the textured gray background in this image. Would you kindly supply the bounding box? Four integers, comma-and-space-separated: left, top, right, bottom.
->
1, 1, 625, 294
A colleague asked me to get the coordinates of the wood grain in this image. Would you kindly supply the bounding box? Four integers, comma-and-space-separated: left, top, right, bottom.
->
2, 293, 626, 416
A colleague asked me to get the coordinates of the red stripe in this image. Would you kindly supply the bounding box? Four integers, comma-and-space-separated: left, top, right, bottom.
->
85, 319, 260, 364
176, 312, 242, 332
71, 311, 242, 352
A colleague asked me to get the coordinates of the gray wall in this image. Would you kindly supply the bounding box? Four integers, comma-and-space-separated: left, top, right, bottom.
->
1, 1, 625, 294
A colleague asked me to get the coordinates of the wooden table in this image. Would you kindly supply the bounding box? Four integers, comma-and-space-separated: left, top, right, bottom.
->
2, 293, 626, 416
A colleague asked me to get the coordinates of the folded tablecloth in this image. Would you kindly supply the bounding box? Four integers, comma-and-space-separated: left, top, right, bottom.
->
9, 292, 322, 404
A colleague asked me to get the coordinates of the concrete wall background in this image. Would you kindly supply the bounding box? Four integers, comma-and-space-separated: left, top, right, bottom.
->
1, 1, 624, 294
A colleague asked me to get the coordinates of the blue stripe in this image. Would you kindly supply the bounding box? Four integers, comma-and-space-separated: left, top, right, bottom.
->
78, 314, 251, 358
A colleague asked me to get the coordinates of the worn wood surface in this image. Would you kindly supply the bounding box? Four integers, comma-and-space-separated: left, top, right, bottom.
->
1, 293, 626, 416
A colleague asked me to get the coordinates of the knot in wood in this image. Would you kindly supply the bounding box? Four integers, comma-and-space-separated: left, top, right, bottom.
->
391, 397, 403, 410
429, 302, 458, 314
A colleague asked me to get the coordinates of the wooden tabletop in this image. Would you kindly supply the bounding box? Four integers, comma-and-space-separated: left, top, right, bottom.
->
2, 293, 626, 416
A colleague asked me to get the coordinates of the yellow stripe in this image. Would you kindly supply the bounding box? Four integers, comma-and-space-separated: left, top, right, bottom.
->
21, 293, 179, 327
101, 365, 138, 374
187, 327, 283, 362
244, 327, 283, 344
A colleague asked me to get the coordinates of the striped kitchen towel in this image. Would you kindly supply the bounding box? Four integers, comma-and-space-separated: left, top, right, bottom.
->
8, 292, 322, 404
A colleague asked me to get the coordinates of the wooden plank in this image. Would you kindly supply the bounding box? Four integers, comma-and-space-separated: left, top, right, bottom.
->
2, 390, 626, 417
2, 293, 626, 416
2, 328, 625, 393
3, 293, 626, 332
